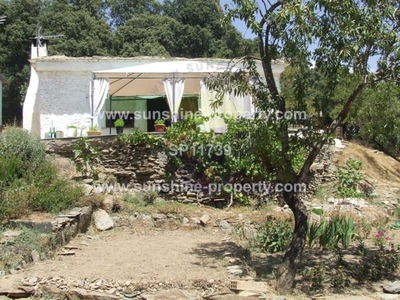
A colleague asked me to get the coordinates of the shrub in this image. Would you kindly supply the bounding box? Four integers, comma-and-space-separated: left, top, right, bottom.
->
336, 159, 365, 198
31, 162, 83, 212
331, 266, 351, 288
252, 216, 293, 253
0, 128, 46, 178
0, 130, 83, 222
302, 265, 326, 291
72, 137, 102, 179
352, 247, 400, 282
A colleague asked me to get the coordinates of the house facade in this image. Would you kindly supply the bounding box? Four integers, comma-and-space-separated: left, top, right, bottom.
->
23, 41, 286, 139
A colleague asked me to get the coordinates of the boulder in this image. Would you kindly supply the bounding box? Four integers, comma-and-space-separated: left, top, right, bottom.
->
219, 220, 232, 233
384, 282, 400, 294
93, 209, 114, 231
141, 289, 194, 300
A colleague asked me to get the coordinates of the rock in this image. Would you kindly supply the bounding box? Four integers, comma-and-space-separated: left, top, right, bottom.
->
2, 230, 23, 238
102, 196, 114, 212
42, 284, 62, 297
310, 163, 324, 174
227, 265, 245, 276
93, 209, 114, 231
141, 289, 194, 300
383, 282, 400, 294
31, 250, 40, 263
67, 288, 119, 300
327, 197, 336, 204
152, 213, 167, 220
182, 217, 189, 224
204, 293, 260, 300
200, 214, 210, 226
219, 220, 232, 233
334, 138, 346, 149
242, 227, 257, 240
8, 269, 17, 275
0, 279, 32, 298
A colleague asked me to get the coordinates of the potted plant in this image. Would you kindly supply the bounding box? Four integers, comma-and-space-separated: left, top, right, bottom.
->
86, 125, 102, 136
114, 118, 125, 134
154, 119, 166, 132
194, 116, 206, 132
67, 124, 78, 137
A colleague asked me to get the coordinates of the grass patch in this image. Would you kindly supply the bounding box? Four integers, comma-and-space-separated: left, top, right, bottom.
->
0, 225, 52, 273
121, 192, 198, 215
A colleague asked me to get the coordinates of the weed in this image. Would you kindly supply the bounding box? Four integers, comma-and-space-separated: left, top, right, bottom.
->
72, 137, 102, 180
0, 226, 52, 273
252, 216, 293, 253
356, 239, 368, 256
352, 247, 400, 282
302, 265, 326, 291
331, 266, 351, 288
306, 220, 321, 248
336, 159, 365, 198
314, 186, 326, 201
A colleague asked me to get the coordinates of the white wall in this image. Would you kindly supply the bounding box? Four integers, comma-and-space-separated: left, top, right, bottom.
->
38, 71, 91, 138
26, 57, 286, 138
23, 66, 41, 136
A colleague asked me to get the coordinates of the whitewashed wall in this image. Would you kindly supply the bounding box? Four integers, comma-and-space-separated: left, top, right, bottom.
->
38, 71, 91, 138
25, 56, 286, 139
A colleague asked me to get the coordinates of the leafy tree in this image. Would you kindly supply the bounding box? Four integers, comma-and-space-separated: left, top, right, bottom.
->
40, 0, 113, 56
108, 0, 162, 29
207, 0, 400, 293
348, 83, 400, 158
162, 0, 246, 58
0, 0, 44, 122
113, 14, 180, 57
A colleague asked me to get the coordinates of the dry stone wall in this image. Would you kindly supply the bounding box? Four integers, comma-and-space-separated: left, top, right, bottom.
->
45, 137, 337, 205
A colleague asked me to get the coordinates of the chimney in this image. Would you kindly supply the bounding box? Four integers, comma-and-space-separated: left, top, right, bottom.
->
30, 37, 49, 59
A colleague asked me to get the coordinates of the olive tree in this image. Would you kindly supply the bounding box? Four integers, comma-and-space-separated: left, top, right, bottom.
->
207, 0, 400, 293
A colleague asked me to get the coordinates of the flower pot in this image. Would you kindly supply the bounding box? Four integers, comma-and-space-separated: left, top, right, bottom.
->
154, 124, 165, 132
86, 130, 102, 136
196, 124, 205, 132
67, 127, 77, 137
116, 127, 123, 134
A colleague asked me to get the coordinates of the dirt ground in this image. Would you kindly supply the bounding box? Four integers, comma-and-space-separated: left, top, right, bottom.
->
2, 141, 400, 299
22, 228, 231, 283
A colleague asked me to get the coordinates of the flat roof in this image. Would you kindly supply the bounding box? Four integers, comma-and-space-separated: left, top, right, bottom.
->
29, 55, 287, 65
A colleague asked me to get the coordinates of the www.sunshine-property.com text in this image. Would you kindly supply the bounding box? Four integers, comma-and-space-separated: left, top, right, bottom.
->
95, 181, 307, 195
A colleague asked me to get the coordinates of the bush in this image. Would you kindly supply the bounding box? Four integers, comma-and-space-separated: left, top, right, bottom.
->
252, 216, 293, 253
352, 248, 400, 282
0, 128, 46, 177
302, 265, 326, 291
336, 159, 365, 198
31, 162, 83, 212
0, 129, 83, 221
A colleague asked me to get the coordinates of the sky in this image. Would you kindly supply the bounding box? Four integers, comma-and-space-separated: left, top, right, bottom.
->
220, 0, 256, 39
220, 0, 380, 71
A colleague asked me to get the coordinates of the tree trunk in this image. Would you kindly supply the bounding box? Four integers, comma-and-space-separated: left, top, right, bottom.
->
275, 192, 308, 294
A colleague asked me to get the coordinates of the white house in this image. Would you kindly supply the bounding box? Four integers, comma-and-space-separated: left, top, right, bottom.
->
23, 40, 286, 139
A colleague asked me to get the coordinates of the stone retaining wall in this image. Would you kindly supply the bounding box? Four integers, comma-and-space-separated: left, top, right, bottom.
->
45, 137, 337, 204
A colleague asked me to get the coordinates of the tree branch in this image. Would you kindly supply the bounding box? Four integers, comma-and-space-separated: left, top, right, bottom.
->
297, 78, 366, 183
